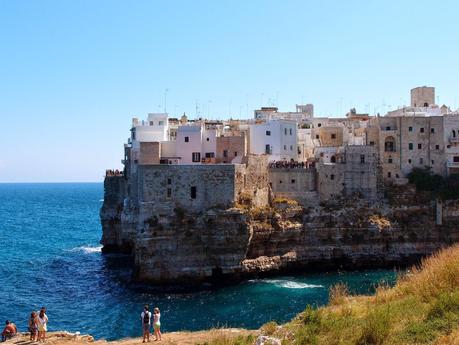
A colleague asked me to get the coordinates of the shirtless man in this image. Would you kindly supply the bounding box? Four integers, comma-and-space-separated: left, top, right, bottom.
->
1, 320, 17, 342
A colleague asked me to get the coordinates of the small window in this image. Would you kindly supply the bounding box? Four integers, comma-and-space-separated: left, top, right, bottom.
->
408, 126, 413, 132
279, 180, 283, 184
266, 130, 271, 136
409, 143, 413, 150
370, 141, 375, 146
158, 121, 164, 126
167, 188, 172, 198
284, 128, 287, 135
206, 137, 210, 141
289, 128, 293, 135
291, 179, 296, 184
396, 174, 399, 178
284, 145, 287, 150
360, 155, 365, 164
418, 143, 422, 149
192, 152, 201, 162
316, 134, 319, 139
265, 145, 271, 154
317, 123, 322, 127
420, 127, 425, 133
454, 156, 459, 163
234, 151, 238, 157
331, 133, 336, 139
223, 150, 228, 158
330, 174, 335, 180
388, 172, 392, 178
185, 136, 189, 142
190, 186, 197, 199
436, 145, 440, 150
419, 158, 424, 164
388, 158, 393, 164
167, 178, 172, 185
149, 121, 154, 126
431, 160, 434, 165
205, 152, 215, 158
447, 145, 452, 149
408, 159, 412, 164
431, 128, 435, 133
386, 126, 391, 130
290, 145, 293, 151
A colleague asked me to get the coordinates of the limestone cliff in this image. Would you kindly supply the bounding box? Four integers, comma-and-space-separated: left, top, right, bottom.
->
100, 176, 459, 286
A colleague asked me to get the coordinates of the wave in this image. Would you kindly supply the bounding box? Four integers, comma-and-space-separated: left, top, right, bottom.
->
250, 279, 324, 289
70, 245, 102, 254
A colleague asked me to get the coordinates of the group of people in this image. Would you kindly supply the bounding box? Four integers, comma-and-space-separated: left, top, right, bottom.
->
105, 169, 123, 176
268, 160, 312, 169
1, 307, 48, 343
140, 306, 161, 342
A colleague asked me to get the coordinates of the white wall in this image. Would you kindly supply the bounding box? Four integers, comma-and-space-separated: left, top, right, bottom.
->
176, 125, 203, 164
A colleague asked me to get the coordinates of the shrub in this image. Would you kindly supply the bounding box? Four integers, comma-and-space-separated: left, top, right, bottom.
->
356, 307, 391, 345
261, 321, 278, 336
329, 283, 349, 306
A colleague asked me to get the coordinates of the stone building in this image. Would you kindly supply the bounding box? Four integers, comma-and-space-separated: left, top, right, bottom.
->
411, 86, 435, 107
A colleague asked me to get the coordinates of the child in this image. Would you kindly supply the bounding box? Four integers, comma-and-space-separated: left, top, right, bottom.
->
153, 308, 161, 341
29, 312, 38, 341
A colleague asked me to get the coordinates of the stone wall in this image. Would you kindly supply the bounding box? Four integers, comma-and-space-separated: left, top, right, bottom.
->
269, 167, 318, 206
216, 134, 246, 163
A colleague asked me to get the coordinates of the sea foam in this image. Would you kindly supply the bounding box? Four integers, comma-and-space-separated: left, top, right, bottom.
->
71, 245, 103, 254
251, 279, 324, 289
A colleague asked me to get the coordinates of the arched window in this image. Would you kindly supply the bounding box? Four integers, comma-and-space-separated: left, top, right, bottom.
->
384, 136, 396, 152
424, 102, 429, 107
330, 155, 336, 163
453, 130, 456, 138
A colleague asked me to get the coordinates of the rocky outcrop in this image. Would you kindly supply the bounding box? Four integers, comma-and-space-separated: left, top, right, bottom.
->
101, 176, 459, 286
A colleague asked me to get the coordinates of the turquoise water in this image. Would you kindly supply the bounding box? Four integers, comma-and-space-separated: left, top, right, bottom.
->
0, 183, 397, 340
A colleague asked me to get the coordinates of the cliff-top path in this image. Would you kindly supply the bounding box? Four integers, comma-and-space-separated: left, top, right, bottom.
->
5, 329, 255, 345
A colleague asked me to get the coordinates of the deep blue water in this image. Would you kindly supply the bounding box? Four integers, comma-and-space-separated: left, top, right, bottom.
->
0, 183, 397, 340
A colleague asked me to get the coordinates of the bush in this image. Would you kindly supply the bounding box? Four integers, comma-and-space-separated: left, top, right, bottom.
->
407, 167, 444, 193
356, 307, 391, 345
329, 283, 349, 306
261, 321, 278, 335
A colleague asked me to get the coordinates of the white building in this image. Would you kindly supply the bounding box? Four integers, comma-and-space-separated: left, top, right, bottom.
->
131, 113, 169, 144
444, 114, 459, 175
249, 119, 298, 162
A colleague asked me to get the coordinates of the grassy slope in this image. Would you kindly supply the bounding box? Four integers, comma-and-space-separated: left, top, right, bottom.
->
202, 244, 459, 345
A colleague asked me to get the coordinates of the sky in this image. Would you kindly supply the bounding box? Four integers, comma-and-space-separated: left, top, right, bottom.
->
1, 0, 459, 182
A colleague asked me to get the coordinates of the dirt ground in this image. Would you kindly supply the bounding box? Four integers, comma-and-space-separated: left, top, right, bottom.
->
6, 329, 256, 345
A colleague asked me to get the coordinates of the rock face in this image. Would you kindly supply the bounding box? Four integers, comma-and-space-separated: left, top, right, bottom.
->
101, 176, 459, 286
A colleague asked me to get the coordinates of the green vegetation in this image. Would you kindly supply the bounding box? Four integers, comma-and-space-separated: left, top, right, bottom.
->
408, 167, 459, 200
201, 244, 459, 344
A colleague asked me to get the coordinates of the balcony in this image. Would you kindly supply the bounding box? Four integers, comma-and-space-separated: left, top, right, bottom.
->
449, 136, 459, 144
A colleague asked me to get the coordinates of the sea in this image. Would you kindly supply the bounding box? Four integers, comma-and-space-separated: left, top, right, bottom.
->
0, 183, 397, 340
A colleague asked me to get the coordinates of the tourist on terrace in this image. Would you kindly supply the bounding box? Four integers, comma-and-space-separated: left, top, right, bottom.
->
140, 305, 152, 343
36, 307, 48, 342
1, 320, 17, 342
29, 312, 38, 341
153, 307, 161, 341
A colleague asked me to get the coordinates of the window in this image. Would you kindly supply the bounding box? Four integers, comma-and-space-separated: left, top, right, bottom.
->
424, 102, 429, 107
388, 172, 392, 178
454, 156, 459, 163
223, 150, 228, 158
234, 151, 238, 157
266, 130, 271, 136
418, 143, 422, 149
290, 128, 293, 135
190, 186, 197, 199
331, 134, 336, 139
419, 158, 424, 164
206, 138, 210, 141
436, 145, 440, 150
284, 145, 287, 150
158, 121, 164, 126
318, 123, 322, 127
265, 145, 271, 154
279, 180, 283, 184
388, 157, 393, 164
360, 155, 365, 164
185, 136, 189, 142
385, 137, 396, 152
167, 178, 172, 185
409, 143, 413, 150
431, 160, 434, 165
408, 126, 413, 132
316, 134, 319, 139
149, 121, 154, 126
420, 127, 425, 133
431, 128, 435, 133
330, 155, 336, 163
290, 145, 293, 151
192, 152, 201, 162
291, 179, 296, 184
453, 130, 457, 138
167, 188, 172, 198
408, 159, 412, 164
330, 174, 335, 180
205, 152, 215, 158
284, 128, 287, 135
386, 126, 391, 130
370, 141, 375, 145
448, 145, 452, 149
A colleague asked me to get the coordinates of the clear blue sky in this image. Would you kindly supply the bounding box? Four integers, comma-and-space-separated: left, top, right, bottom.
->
1, 0, 458, 182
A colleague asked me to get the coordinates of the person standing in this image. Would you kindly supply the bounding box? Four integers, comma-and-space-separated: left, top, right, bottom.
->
28, 312, 38, 341
37, 307, 48, 342
140, 305, 151, 343
153, 307, 161, 341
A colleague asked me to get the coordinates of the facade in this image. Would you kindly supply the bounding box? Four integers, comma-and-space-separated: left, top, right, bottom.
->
249, 119, 298, 162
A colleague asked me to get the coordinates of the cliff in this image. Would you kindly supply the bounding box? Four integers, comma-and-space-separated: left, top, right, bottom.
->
100, 175, 459, 286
